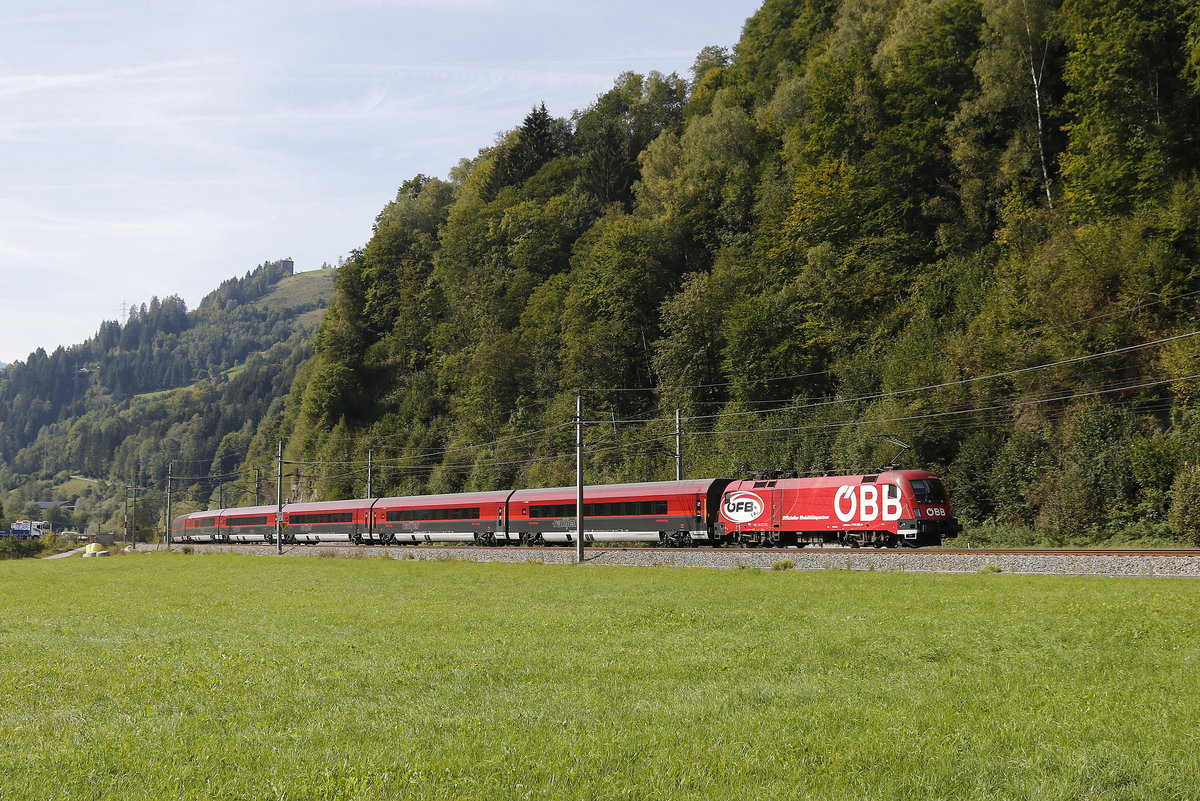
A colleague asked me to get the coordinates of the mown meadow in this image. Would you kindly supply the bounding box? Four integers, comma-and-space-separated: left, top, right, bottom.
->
1, 553, 1197, 800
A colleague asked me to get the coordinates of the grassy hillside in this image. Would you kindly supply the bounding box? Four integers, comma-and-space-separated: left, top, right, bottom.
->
1, 555, 1197, 799
255, 267, 336, 319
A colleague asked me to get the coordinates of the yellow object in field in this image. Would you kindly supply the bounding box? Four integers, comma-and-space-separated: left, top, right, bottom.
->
83, 542, 109, 556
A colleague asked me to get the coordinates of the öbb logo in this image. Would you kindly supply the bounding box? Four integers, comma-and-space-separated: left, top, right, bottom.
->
834, 485, 902, 523
724, 491, 764, 523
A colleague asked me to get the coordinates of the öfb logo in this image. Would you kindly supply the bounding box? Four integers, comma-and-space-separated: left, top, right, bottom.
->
724, 491, 764, 523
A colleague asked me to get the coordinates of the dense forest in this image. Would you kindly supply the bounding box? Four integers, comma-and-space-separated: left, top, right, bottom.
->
4, 0, 1200, 545
0, 260, 331, 534
262, 0, 1200, 544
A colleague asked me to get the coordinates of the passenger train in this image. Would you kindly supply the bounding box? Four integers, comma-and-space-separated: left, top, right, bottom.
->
172, 469, 961, 549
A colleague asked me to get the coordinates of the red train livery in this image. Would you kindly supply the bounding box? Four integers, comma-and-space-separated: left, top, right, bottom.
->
717, 469, 960, 548
172, 469, 959, 548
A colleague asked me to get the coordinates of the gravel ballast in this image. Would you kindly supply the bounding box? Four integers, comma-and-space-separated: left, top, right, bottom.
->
137, 543, 1200, 578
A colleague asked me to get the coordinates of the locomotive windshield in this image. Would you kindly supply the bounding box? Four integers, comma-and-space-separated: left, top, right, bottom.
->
909, 478, 947, 504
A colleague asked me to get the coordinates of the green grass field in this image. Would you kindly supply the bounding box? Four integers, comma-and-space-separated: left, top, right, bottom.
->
1, 554, 1197, 800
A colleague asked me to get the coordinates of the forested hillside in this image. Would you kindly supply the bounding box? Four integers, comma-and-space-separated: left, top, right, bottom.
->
5, 0, 1199, 545
0, 261, 332, 533
251, 0, 1200, 544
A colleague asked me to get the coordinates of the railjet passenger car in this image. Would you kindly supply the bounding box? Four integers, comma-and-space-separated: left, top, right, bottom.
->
173, 470, 959, 549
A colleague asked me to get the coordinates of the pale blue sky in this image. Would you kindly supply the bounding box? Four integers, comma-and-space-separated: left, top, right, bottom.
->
0, 0, 762, 364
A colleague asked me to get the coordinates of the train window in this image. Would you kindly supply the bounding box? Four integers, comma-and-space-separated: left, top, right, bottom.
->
228, 515, 270, 526
529, 500, 669, 518
861, 475, 877, 483
529, 504, 575, 518
385, 507, 481, 522
886, 484, 900, 499
290, 512, 353, 525
909, 479, 947, 504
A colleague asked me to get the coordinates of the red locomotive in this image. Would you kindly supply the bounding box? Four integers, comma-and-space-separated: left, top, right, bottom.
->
172, 470, 960, 548
717, 469, 959, 548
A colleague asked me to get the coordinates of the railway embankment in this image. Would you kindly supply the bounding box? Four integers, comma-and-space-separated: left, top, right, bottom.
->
135, 543, 1200, 578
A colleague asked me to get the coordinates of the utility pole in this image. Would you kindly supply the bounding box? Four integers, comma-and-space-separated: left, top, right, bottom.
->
675, 408, 683, 481
131, 483, 138, 545
254, 468, 261, 506
165, 463, 173, 550
576, 394, 585, 564
276, 442, 284, 555
367, 449, 374, 498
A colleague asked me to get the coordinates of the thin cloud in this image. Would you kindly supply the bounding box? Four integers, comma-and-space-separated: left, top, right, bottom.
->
0, 0, 759, 363
0, 59, 216, 98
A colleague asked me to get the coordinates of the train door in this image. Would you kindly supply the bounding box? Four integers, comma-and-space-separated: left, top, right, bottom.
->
497, 504, 505, 541
769, 490, 785, 543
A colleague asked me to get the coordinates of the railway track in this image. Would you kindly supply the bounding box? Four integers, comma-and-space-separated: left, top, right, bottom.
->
151, 541, 1200, 576
174, 542, 1200, 558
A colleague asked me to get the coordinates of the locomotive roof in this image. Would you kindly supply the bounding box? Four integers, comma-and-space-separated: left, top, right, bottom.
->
726, 469, 938, 489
